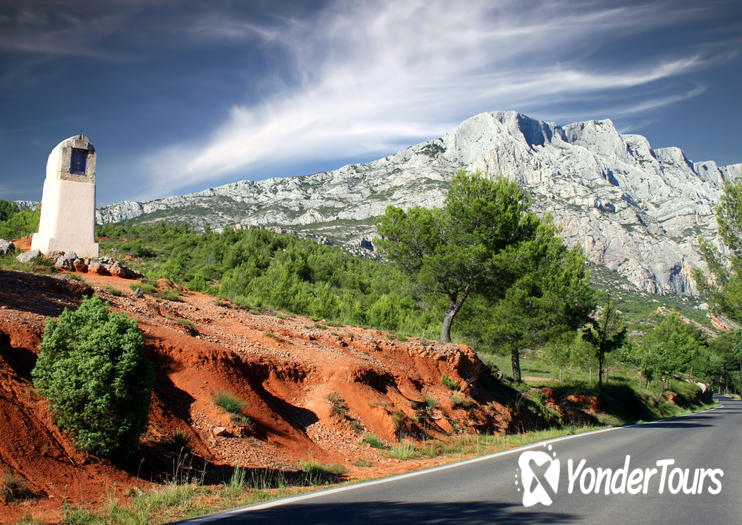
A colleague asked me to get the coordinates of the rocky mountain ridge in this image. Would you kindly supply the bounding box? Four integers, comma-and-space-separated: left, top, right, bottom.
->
96, 110, 741, 295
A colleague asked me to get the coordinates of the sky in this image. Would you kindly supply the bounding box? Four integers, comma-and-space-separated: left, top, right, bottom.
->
1, 0, 741, 206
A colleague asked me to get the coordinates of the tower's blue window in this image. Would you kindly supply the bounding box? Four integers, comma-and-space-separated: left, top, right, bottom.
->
70, 148, 87, 175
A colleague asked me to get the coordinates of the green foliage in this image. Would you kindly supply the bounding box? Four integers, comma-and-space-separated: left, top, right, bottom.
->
214, 392, 246, 414
582, 303, 627, 387
326, 393, 348, 417
376, 171, 594, 381
0, 200, 19, 222
0, 200, 40, 239
97, 221, 441, 339
635, 313, 708, 387
422, 396, 437, 410
299, 461, 347, 479
479, 217, 595, 382
441, 373, 458, 390
387, 442, 418, 460
695, 178, 742, 323
32, 296, 154, 460
705, 329, 742, 393
375, 170, 541, 343
390, 410, 407, 438
361, 433, 388, 449
2, 470, 34, 502
165, 429, 193, 454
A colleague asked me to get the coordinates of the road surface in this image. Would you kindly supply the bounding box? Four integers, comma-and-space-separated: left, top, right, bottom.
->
181, 396, 741, 524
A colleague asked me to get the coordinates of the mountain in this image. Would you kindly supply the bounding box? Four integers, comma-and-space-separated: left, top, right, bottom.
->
97, 110, 741, 295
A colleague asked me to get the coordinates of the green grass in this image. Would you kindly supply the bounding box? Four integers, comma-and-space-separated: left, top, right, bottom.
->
422, 396, 437, 411
326, 393, 348, 417
175, 317, 197, 335
214, 392, 246, 414
299, 461, 348, 485
451, 393, 475, 409
299, 461, 347, 476
130, 281, 156, 294
2, 470, 34, 502
441, 373, 458, 390
55, 396, 716, 523
163, 429, 192, 454
388, 442, 418, 460
0, 252, 57, 274
361, 433, 388, 449
161, 288, 182, 301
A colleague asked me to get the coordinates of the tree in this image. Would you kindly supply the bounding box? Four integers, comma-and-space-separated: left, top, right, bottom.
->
582, 302, 626, 387
708, 330, 742, 394
0, 202, 40, 240
375, 170, 539, 343
638, 313, 708, 391
32, 296, 155, 460
486, 219, 595, 381
694, 178, 742, 323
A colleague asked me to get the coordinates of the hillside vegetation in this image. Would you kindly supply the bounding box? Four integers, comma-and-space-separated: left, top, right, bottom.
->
1, 184, 738, 395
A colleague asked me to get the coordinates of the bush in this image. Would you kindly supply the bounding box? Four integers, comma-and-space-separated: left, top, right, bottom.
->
0, 201, 40, 239
327, 393, 348, 417
361, 433, 388, 449
1, 470, 34, 502
299, 461, 347, 476
214, 392, 246, 414
441, 373, 458, 390
32, 296, 154, 460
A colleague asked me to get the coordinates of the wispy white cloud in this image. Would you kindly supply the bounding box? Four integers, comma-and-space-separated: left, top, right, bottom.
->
138, 0, 731, 199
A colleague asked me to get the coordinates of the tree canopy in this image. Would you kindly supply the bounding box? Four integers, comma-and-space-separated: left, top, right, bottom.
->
375, 170, 540, 343
694, 178, 742, 323
376, 170, 594, 380
32, 296, 154, 460
636, 313, 708, 389
582, 302, 626, 387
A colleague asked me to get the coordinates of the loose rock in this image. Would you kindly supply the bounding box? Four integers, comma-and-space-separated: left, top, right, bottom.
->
16, 249, 41, 264
0, 239, 15, 256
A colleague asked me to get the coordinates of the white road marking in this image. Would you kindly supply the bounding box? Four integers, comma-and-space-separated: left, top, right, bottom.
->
179, 403, 724, 523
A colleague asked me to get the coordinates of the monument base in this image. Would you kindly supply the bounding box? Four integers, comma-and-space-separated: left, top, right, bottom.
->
31, 233, 99, 259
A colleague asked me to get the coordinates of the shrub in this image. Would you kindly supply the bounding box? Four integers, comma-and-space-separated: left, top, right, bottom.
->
214, 392, 246, 414
441, 373, 458, 390
423, 396, 438, 411
299, 461, 347, 476
361, 433, 388, 449
32, 296, 154, 460
105, 285, 122, 297
391, 410, 407, 438
165, 429, 193, 454
1, 470, 34, 502
327, 393, 348, 417
388, 442, 418, 460
451, 393, 476, 409
175, 317, 198, 336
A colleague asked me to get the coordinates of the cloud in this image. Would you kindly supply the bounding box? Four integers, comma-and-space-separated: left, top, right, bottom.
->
138, 0, 732, 199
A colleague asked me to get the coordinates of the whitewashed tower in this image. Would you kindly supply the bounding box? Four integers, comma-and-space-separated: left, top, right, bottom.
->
31, 135, 99, 258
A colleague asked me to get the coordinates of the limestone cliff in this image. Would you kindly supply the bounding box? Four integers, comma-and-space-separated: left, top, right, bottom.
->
96, 111, 741, 295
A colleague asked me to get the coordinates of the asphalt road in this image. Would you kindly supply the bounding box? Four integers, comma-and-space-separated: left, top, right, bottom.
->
181, 396, 741, 524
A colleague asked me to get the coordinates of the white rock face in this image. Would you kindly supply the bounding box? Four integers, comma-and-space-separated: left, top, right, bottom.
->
96, 111, 741, 295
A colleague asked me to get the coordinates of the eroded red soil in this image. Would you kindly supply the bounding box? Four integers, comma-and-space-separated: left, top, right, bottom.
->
0, 269, 531, 522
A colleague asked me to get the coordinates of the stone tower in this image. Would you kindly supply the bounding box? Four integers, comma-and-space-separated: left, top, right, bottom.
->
31, 135, 99, 258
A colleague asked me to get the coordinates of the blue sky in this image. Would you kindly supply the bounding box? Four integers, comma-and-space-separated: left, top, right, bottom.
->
1, 0, 740, 205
